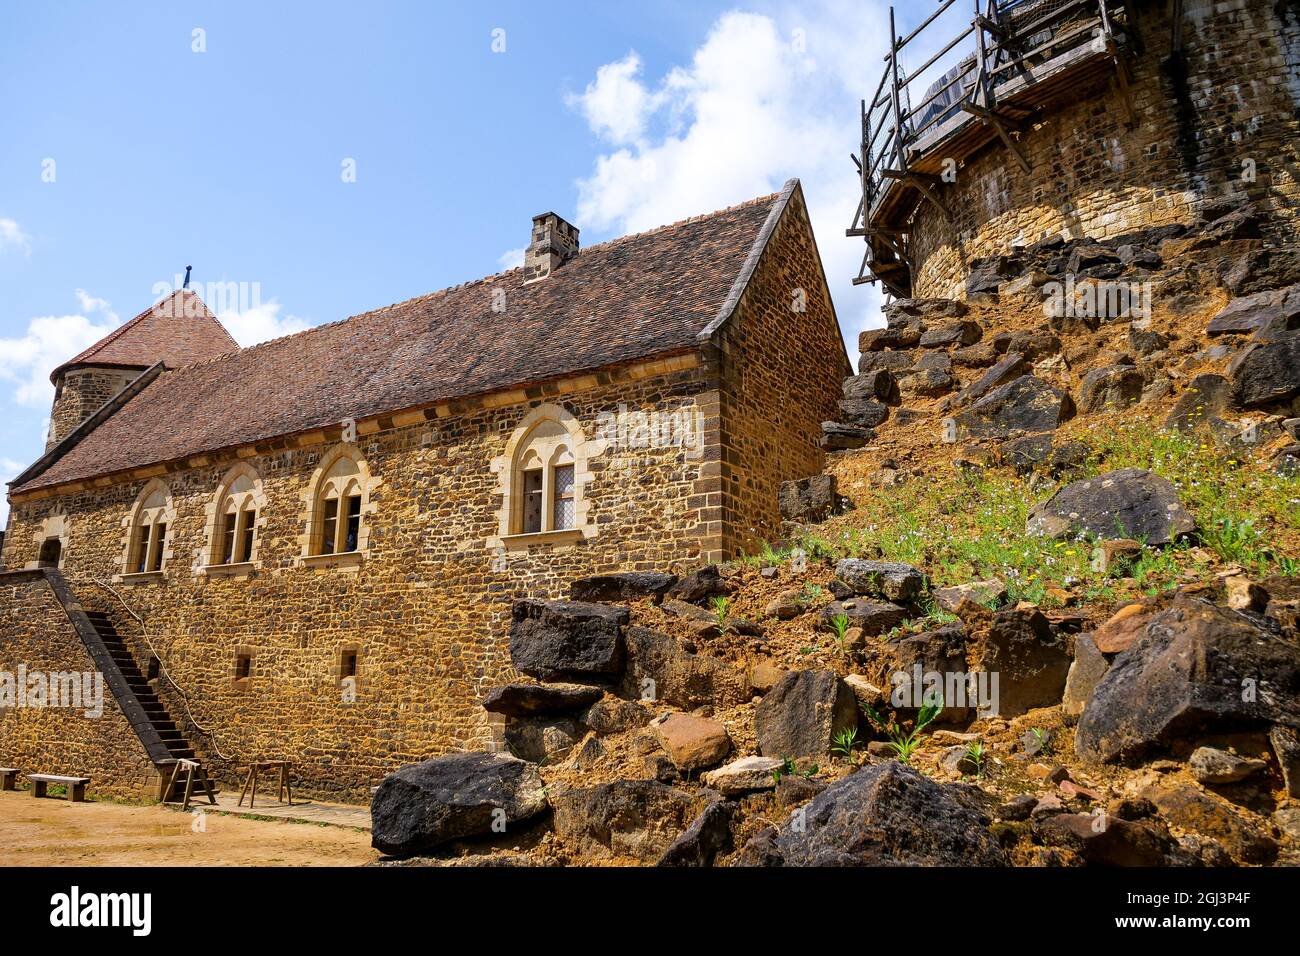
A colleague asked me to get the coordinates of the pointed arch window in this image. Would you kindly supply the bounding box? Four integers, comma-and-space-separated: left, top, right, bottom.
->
210, 469, 262, 567
125, 482, 174, 577
314, 456, 364, 556
507, 417, 582, 537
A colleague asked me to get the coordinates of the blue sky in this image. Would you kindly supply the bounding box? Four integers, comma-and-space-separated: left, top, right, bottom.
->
0, 0, 921, 521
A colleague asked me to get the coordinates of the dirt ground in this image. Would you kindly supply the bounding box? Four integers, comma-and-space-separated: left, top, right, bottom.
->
0, 792, 378, 867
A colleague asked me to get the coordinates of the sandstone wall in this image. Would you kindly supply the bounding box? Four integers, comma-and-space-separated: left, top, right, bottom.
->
910, 0, 1300, 298
0, 571, 161, 800
713, 188, 854, 557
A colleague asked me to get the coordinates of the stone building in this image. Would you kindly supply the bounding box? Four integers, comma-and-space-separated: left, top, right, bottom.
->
0, 179, 850, 799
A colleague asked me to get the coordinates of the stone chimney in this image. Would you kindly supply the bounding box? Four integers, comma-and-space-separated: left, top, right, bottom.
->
524, 212, 579, 281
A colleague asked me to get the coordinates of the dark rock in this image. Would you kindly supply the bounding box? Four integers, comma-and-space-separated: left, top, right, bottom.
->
1001, 433, 1054, 472
820, 598, 908, 635
767, 763, 1008, 866
843, 368, 900, 403
1079, 365, 1145, 413
774, 773, 827, 807
1027, 468, 1195, 545
482, 682, 604, 718
370, 752, 548, 856
551, 780, 699, 863
1142, 784, 1278, 864
952, 343, 999, 368
569, 572, 676, 603
999, 793, 1038, 821
833, 558, 926, 602
1207, 284, 1300, 336
857, 350, 915, 375
920, 320, 983, 348
1129, 325, 1170, 356
643, 753, 678, 783
1269, 725, 1300, 798
1004, 331, 1062, 363
977, 608, 1072, 718
1229, 330, 1300, 407
1035, 813, 1176, 866
1118, 244, 1162, 269
778, 474, 842, 523
1166, 373, 1234, 431
656, 799, 735, 867
967, 255, 1022, 295
666, 565, 729, 602
953, 375, 1075, 439
859, 325, 919, 351
509, 600, 628, 681
884, 297, 968, 323
732, 826, 783, 866
1067, 243, 1121, 274
820, 422, 874, 450
837, 397, 890, 429
882, 622, 970, 719
755, 669, 858, 759
1077, 594, 1300, 763
1220, 247, 1300, 296
1046, 440, 1092, 478
953, 353, 1027, 408
1202, 204, 1262, 242
619, 626, 750, 710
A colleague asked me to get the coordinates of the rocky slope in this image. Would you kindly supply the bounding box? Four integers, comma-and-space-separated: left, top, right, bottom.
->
373, 198, 1300, 867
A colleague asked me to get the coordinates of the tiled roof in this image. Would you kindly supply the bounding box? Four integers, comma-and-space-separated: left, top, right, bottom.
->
14, 184, 794, 494
51, 289, 239, 382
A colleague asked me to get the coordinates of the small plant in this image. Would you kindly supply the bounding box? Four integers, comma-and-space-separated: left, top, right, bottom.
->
710, 595, 730, 631
772, 755, 818, 783
828, 612, 853, 656
831, 725, 861, 760
800, 583, 824, 605
862, 699, 943, 763
963, 740, 987, 777
1029, 727, 1053, 755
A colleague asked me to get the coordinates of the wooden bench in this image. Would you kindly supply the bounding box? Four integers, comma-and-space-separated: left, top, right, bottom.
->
28, 773, 90, 802
0, 768, 19, 791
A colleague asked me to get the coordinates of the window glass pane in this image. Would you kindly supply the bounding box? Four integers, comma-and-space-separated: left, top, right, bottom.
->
522, 469, 543, 534
135, 524, 152, 574
221, 511, 237, 564
344, 496, 361, 553
239, 510, 256, 562
150, 523, 167, 572
320, 498, 338, 555
553, 464, 575, 530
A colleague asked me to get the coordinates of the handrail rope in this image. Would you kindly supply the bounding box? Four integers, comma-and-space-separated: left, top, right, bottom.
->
78, 576, 233, 762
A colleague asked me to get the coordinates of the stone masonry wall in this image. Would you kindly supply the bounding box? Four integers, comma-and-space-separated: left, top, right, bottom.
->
0, 571, 161, 799
910, 0, 1300, 298
47, 367, 141, 450
714, 188, 853, 557
3, 368, 719, 800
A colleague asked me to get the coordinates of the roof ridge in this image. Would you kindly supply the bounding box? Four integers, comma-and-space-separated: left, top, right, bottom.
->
164, 191, 786, 371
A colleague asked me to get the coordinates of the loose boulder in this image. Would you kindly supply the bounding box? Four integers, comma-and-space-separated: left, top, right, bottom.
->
569, 572, 676, 603
1062, 633, 1109, 719
551, 780, 700, 863
1229, 330, 1300, 407
650, 712, 731, 771
481, 682, 604, 718
833, 559, 926, 602
370, 752, 548, 857
974, 608, 1072, 718
1166, 373, 1233, 432
509, 600, 627, 680
619, 626, 750, 709
1076, 594, 1300, 763
1189, 746, 1267, 785
701, 756, 784, 795
656, 800, 735, 867
778, 474, 842, 524
755, 670, 858, 759
1078, 364, 1145, 413
953, 375, 1075, 439
1026, 468, 1194, 545
762, 762, 1008, 866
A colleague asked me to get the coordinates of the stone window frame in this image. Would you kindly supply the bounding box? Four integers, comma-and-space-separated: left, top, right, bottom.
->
489, 403, 603, 551
28, 512, 70, 570
199, 463, 268, 577
117, 478, 176, 583
296, 444, 381, 570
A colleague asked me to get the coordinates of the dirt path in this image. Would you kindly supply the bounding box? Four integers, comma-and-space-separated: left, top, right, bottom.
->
0, 792, 378, 866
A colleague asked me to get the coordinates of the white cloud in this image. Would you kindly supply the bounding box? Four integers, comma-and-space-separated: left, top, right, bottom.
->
569, 2, 898, 347
216, 299, 311, 347
497, 247, 526, 271
0, 456, 25, 525
0, 218, 31, 255
0, 293, 121, 409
